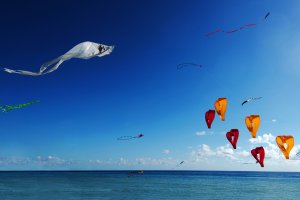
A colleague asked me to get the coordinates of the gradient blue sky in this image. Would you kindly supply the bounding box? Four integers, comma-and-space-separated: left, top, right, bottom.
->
1, 0, 300, 171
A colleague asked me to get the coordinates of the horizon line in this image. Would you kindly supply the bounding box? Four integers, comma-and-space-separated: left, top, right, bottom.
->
0, 170, 298, 173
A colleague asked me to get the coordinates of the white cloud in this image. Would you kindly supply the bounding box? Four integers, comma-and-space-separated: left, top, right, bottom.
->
236, 150, 251, 157
0, 155, 180, 169
0, 157, 30, 165
219, 131, 227, 135
249, 133, 275, 145
191, 144, 250, 162
195, 131, 213, 136
216, 145, 236, 160
191, 144, 215, 162
288, 145, 300, 160
89, 159, 112, 165
1, 135, 300, 171
195, 131, 206, 136
0, 155, 79, 167
198, 144, 216, 156
272, 119, 277, 122
163, 149, 171, 155
135, 157, 176, 166
118, 157, 130, 166
36, 156, 65, 164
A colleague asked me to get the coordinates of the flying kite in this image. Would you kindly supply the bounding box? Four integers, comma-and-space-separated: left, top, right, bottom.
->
245, 115, 260, 138
177, 63, 202, 70
3, 41, 114, 76
276, 136, 294, 159
241, 97, 262, 106
264, 12, 270, 20
0, 100, 40, 112
206, 12, 270, 37
206, 24, 256, 37
177, 161, 184, 166
251, 146, 265, 167
226, 129, 239, 149
205, 110, 215, 129
117, 134, 144, 141
172, 161, 184, 169
214, 98, 227, 121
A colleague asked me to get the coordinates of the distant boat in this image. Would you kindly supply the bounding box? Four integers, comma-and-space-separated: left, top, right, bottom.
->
128, 170, 144, 176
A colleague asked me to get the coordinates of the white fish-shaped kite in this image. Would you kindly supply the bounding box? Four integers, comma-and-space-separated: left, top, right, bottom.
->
3, 41, 114, 76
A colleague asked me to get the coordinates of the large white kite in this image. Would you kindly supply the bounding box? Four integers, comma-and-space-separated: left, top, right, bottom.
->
3, 41, 114, 76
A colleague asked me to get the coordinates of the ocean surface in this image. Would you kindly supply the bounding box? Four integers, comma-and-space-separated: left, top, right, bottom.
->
0, 171, 299, 200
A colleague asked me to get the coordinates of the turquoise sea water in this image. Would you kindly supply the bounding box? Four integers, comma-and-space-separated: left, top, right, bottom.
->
0, 171, 299, 200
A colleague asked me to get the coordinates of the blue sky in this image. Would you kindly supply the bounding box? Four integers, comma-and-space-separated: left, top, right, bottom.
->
1, 0, 300, 171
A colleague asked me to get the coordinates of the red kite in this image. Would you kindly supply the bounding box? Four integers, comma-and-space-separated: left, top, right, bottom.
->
226, 129, 239, 149
206, 24, 257, 37
205, 13, 269, 37
205, 110, 215, 129
251, 147, 265, 167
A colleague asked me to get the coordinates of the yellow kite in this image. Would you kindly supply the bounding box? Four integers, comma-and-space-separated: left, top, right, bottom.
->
214, 98, 227, 121
276, 136, 294, 159
245, 115, 260, 138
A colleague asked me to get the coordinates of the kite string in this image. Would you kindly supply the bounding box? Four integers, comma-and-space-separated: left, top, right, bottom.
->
177, 63, 202, 69
117, 136, 135, 140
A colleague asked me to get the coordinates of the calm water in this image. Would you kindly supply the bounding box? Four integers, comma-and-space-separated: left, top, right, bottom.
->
0, 171, 299, 200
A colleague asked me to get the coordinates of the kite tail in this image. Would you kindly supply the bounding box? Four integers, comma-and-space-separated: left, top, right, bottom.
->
117, 136, 134, 140
2, 68, 42, 76
2, 58, 65, 76
177, 63, 202, 69
39, 56, 64, 73
244, 24, 256, 27
41, 59, 65, 75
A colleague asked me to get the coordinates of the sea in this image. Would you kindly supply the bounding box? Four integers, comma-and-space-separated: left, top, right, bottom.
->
0, 171, 299, 200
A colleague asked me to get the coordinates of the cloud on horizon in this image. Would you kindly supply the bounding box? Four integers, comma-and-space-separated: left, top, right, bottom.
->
0, 133, 300, 171
190, 144, 250, 162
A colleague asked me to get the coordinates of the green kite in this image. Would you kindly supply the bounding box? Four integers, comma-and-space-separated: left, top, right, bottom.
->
0, 100, 40, 112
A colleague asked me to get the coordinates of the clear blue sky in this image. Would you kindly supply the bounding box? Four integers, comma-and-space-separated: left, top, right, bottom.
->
1, 0, 300, 171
